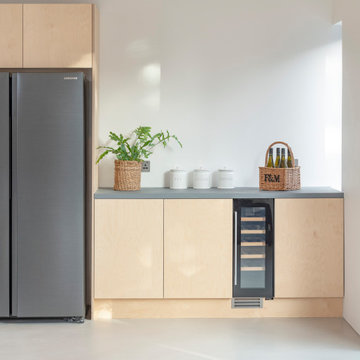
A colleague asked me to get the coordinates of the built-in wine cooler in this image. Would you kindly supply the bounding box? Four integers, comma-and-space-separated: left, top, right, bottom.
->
233, 199, 274, 299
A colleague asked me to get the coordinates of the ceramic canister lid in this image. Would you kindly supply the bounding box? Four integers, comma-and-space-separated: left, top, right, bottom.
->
194, 167, 210, 173
170, 166, 186, 172
218, 167, 234, 172
219, 169, 234, 172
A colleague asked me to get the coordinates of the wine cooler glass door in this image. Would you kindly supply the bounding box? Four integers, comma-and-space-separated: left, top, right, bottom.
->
233, 199, 273, 298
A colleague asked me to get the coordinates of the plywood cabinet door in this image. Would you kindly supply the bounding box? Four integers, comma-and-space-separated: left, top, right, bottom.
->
23, 4, 92, 68
164, 199, 233, 299
95, 200, 164, 299
275, 199, 343, 298
0, 4, 22, 68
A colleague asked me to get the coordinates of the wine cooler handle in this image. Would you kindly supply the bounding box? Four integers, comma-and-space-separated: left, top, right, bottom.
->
234, 211, 238, 286
266, 206, 273, 246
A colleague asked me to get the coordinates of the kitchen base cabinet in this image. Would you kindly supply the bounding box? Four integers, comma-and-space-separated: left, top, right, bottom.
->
164, 199, 233, 299
275, 199, 344, 298
94, 199, 163, 299
91, 190, 344, 319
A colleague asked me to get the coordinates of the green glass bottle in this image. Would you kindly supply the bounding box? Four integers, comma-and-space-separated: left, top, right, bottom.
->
280, 148, 287, 168
267, 148, 274, 168
287, 149, 293, 168
275, 148, 281, 168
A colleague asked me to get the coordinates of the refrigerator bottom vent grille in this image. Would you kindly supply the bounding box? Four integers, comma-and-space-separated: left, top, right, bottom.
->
232, 298, 263, 309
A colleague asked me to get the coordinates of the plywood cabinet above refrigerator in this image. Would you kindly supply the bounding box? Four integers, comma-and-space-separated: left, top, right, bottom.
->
23, 4, 93, 68
0, 4, 94, 69
0, 5, 22, 68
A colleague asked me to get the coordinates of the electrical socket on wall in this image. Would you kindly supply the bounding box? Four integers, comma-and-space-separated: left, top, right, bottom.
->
142, 161, 150, 172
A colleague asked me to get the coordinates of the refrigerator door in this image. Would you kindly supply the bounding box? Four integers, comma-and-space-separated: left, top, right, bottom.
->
0, 73, 9, 317
12, 73, 85, 317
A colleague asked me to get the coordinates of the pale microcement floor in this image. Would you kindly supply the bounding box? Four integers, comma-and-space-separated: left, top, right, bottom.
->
0, 318, 359, 360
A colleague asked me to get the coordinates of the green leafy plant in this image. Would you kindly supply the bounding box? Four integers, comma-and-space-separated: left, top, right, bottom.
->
96, 126, 182, 163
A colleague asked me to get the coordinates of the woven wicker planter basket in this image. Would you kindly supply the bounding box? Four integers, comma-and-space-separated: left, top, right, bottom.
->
114, 160, 142, 191
259, 141, 301, 191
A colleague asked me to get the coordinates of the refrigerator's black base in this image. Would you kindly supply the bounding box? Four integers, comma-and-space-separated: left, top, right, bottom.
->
0, 317, 85, 323
64, 316, 85, 324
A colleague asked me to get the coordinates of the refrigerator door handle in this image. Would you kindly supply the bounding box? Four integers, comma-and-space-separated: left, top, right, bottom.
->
11, 73, 18, 316
234, 211, 238, 286
0, 72, 10, 317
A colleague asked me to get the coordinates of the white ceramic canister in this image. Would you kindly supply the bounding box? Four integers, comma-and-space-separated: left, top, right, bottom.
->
217, 168, 234, 189
169, 168, 187, 189
193, 168, 211, 189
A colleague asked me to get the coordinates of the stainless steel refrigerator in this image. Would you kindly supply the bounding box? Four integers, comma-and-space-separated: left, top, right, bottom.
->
0, 72, 85, 320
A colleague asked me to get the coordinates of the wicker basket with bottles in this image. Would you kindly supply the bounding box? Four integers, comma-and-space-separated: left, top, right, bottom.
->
259, 141, 301, 191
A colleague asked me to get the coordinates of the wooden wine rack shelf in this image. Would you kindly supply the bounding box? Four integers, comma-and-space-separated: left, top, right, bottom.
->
241, 254, 265, 259
241, 230, 266, 234
241, 267, 265, 271
241, 242, 266, 246
241, 217, 266, 222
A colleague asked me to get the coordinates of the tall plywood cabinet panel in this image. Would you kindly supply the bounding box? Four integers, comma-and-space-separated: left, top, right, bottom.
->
0, 4, 22, 68
23, 4, 92, 68
90, 4, 99, 318
94, 200, 164, 299
275, 199, 344, 298
164, 199, 233, 299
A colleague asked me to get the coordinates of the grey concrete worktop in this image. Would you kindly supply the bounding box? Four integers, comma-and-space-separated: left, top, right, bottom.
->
94, 187, 343, 199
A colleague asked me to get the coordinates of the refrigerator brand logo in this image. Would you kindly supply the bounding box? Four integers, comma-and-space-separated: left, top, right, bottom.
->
264, 174, 280, 183
64, 77, 78, 80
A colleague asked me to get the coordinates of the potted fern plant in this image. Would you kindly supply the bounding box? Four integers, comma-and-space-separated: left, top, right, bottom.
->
97, 126, 182, 191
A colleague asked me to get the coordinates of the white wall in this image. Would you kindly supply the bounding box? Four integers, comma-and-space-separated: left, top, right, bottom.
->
333, 0, 360, 336
7, 0, 342, 188
98, 0, 342, 189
